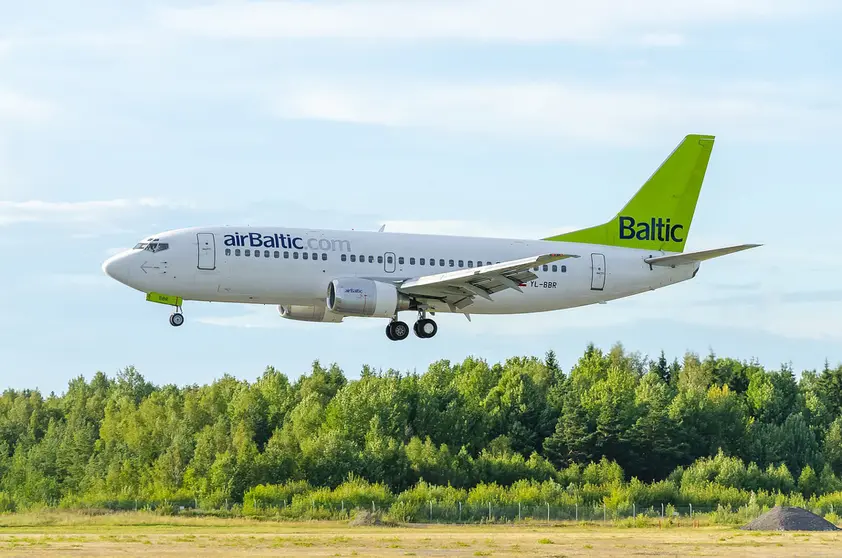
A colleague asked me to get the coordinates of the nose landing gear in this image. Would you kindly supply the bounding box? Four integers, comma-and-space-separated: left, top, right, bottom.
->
169, 308, 184, 327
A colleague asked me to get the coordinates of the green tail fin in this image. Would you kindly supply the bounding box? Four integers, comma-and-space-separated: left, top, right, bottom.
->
544, 134, 715, 253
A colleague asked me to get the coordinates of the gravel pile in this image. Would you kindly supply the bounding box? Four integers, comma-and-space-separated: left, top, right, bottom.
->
741, 506, 840, 531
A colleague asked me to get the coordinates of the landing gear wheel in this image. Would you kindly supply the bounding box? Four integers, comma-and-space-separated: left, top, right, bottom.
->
414, 318, 437, 338
387, 320, 410, 341
169, 312, 184, 327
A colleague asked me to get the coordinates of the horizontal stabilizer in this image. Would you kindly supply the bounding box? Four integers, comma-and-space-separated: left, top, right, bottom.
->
644, 244, 761, 267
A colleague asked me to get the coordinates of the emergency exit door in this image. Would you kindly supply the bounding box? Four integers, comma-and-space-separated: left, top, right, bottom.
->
197, 233, 216, 270
590, 253, 605, 291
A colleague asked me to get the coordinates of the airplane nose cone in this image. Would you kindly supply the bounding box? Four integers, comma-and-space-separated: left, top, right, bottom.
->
102, 253, 132, 284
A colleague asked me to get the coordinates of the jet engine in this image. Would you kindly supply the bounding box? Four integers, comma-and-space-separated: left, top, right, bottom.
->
326, 278, 411, 318
278, 304, 345, 323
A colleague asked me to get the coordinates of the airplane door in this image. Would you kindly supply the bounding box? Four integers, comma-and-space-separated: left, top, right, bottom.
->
197, 233, 216, 270
384, 252, 396, 273
590, 253, 605, 291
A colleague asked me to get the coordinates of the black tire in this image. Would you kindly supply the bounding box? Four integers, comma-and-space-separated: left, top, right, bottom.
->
386, 323, 396, 340
416, 318, 437, 338
391, 321, 410, 340
170, 313, 184, 327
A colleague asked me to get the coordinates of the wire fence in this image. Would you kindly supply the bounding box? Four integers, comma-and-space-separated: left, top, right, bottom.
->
47, 496, 842, 525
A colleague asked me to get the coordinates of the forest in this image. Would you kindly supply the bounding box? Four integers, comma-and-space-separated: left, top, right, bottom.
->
2, 343, 842, 522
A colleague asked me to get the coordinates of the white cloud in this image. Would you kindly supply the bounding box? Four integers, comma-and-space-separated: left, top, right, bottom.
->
0, 198, 191, 226
39, 273, 115, 289
640, 33, 686, 47
270, 79, 841, 145
158, 0, 827, 43
0, 90, 55, 124
195, 276, 842, 343
381, 220, 576, 240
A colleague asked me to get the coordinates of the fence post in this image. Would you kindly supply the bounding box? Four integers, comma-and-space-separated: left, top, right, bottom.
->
575, 503, 578, 521
633, 503, 636, 519
661, 503, 664, 518
372, 500, 375, 513
341, 500, 344, 513
547, 502, 550, 522
430, 500, 433, 521
459, 501, 462, 522
488, 501, 492, 521
603, 502, 606, 523
690, 503, 693, 518
518, 502, 521, 521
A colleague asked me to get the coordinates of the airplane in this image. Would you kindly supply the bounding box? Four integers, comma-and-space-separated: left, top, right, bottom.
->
102, 134, 760, 341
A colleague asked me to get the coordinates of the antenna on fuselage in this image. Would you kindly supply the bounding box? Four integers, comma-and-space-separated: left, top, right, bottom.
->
378, 224, 386, 232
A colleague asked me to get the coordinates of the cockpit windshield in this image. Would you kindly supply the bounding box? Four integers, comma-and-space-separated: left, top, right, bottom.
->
133, 240, 170, 253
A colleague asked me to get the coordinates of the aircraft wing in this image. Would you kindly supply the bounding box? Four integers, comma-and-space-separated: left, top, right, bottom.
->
398, 253, 579, 311
644, 244, 762, 267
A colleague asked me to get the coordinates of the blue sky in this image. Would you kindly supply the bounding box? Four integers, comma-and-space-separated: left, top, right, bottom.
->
2, 0, 841, 394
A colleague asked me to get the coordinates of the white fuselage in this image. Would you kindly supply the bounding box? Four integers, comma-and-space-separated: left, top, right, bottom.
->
102, 226, 699, 316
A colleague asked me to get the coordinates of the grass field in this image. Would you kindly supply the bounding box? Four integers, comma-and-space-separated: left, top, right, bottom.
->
1, 512, 841, 557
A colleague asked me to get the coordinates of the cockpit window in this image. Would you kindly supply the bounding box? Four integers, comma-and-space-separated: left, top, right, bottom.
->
133, 242, 169, 253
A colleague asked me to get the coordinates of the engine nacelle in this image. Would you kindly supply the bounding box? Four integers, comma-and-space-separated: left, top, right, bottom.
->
326, 278, 411, 318
278, 304, 344, 323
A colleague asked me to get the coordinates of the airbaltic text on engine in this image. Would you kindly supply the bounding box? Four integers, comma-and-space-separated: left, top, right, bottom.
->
223, 232, 351, 252
618, 216, 684, 243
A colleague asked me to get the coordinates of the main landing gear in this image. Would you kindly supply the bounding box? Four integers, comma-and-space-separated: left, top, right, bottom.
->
386, 311, 437, 341
169, 308, 184, 327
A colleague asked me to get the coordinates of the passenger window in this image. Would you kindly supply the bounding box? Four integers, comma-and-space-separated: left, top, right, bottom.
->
342, 254, 347, 262
468, 261, 473, 268
321, 253, 327, 261
312, 253, 317, 261
359, 255, 364, 262
235, 249, 241, 256
368, 256, 374, 263
420, 258, 425, 265
293, 252, 299, 259
398, 256, 403, 265
303, 252, 309, 260
552, 265, 558, 272
284, 251, 289, 259
438, 259, 443, 266
458, 260, 464, 267
264, 250, 269, 258
274, 251, 279, 258
543, 264, 548, 271
487, 261, 492, 266
476, 260, 482, 267
351, 255, 356, 262
387, 256, 394, 264
255, 250, 260, 257
410, 258, 416, 265
245, 249, 251, 256
378, 256, 383, 264
430, 258, 435, 266
225, 248, 231, 256
561, 265, 567, 272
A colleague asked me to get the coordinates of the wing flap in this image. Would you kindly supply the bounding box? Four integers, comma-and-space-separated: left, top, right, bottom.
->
400, 252, 579, 307
644, 244, 761, 267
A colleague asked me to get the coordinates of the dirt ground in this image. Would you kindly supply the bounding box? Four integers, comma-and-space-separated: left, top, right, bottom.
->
1, 514, 841, 557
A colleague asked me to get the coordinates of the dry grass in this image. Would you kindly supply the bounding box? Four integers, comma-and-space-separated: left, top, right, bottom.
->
1, 512, 841, 557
